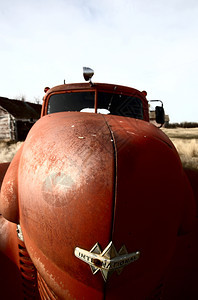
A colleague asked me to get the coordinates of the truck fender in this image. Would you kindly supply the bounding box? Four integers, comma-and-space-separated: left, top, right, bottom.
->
0, 163, 10, 191
0, 145, 23, 224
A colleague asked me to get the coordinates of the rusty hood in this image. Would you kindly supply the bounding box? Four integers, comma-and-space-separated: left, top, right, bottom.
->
0, 112, 195, 299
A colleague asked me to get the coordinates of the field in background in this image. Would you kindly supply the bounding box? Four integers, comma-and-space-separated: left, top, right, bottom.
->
0, 141, 22, 163
0, 127, 198, 169
162, 127, 198, 169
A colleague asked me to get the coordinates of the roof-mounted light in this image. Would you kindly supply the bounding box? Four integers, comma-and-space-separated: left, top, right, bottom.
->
83, 67, 94, 86
44, 87, 50, 93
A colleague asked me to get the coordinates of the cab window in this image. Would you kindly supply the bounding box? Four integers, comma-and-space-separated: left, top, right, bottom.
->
97, 92, 143, 119
47, 92, 94, 114
47, 91, 143, 119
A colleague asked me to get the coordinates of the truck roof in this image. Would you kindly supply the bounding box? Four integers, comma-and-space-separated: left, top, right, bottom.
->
45, 82, 147, 98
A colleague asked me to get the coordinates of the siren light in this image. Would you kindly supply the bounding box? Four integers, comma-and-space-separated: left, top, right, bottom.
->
83, 67, 94, 83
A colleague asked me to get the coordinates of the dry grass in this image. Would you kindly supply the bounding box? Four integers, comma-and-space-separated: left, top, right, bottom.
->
162, 128, 198, 169
0, 141, 23, 163
162, 127, 198, 139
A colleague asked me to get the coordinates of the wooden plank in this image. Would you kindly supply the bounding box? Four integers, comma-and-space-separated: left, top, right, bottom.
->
0, 114, 11, 140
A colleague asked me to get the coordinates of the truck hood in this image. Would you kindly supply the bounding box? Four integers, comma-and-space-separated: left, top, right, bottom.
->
0, 112, 195, 299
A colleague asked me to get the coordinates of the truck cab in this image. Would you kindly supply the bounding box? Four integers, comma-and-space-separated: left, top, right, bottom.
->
42, 82, 149, 120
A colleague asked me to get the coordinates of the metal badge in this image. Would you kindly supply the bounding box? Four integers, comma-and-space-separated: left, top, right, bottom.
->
74, 241, 140, 281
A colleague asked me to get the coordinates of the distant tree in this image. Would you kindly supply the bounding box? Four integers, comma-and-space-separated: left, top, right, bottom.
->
165, 122, 198, 128
15, 94, 26, 102
34, 97, 42, 104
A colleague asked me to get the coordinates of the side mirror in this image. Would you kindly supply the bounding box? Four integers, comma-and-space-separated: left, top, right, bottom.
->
155, 106, 165, 125
149, 100, 165, 127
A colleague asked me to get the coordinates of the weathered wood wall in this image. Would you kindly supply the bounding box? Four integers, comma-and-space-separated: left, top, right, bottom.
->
0, 108, 16, 141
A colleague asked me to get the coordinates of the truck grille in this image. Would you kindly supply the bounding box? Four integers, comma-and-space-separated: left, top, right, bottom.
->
37, 272, 57, 300
18, 239, 39, 299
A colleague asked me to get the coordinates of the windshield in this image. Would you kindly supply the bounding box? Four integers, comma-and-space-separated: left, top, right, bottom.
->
97, 92, 143, 119
47, 92, 94, 114
47, 91, 143, 119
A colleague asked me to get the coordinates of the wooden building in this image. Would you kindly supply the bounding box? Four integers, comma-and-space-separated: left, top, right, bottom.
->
0, 97, 41, 141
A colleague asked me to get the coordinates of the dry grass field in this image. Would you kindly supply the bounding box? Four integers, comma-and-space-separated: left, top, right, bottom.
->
0, 141, 23, 163
162, 127, 198, 169
0, 127, 197, 169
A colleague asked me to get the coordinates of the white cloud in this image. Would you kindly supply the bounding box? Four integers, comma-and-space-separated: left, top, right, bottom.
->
0, 0, 198, 122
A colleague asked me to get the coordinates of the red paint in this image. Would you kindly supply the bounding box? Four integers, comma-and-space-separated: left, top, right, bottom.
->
0, 81, 197, 299
0, 162, 10, 190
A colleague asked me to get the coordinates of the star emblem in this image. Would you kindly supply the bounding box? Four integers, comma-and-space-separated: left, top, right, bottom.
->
74, 241, 140, 281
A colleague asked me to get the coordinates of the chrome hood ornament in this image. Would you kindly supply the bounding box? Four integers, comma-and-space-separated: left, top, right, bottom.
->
74, 241, 140, 281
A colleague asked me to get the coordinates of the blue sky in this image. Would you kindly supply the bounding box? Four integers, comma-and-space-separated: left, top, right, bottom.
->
0, 0, 198, 123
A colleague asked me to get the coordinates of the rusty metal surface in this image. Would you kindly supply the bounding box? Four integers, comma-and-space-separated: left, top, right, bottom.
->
18, 238, 40, 299
0, 110, 196, 299
0, 162, 10, 192
0, 216, 24, 299
17, 112, 115, 298
42, 82, 149, 121
103, 115, 196, 299
44, 82, 146, 98
0, 145, 23, 223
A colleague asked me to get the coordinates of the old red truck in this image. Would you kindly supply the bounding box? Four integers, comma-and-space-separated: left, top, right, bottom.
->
0, 68, 197, 299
